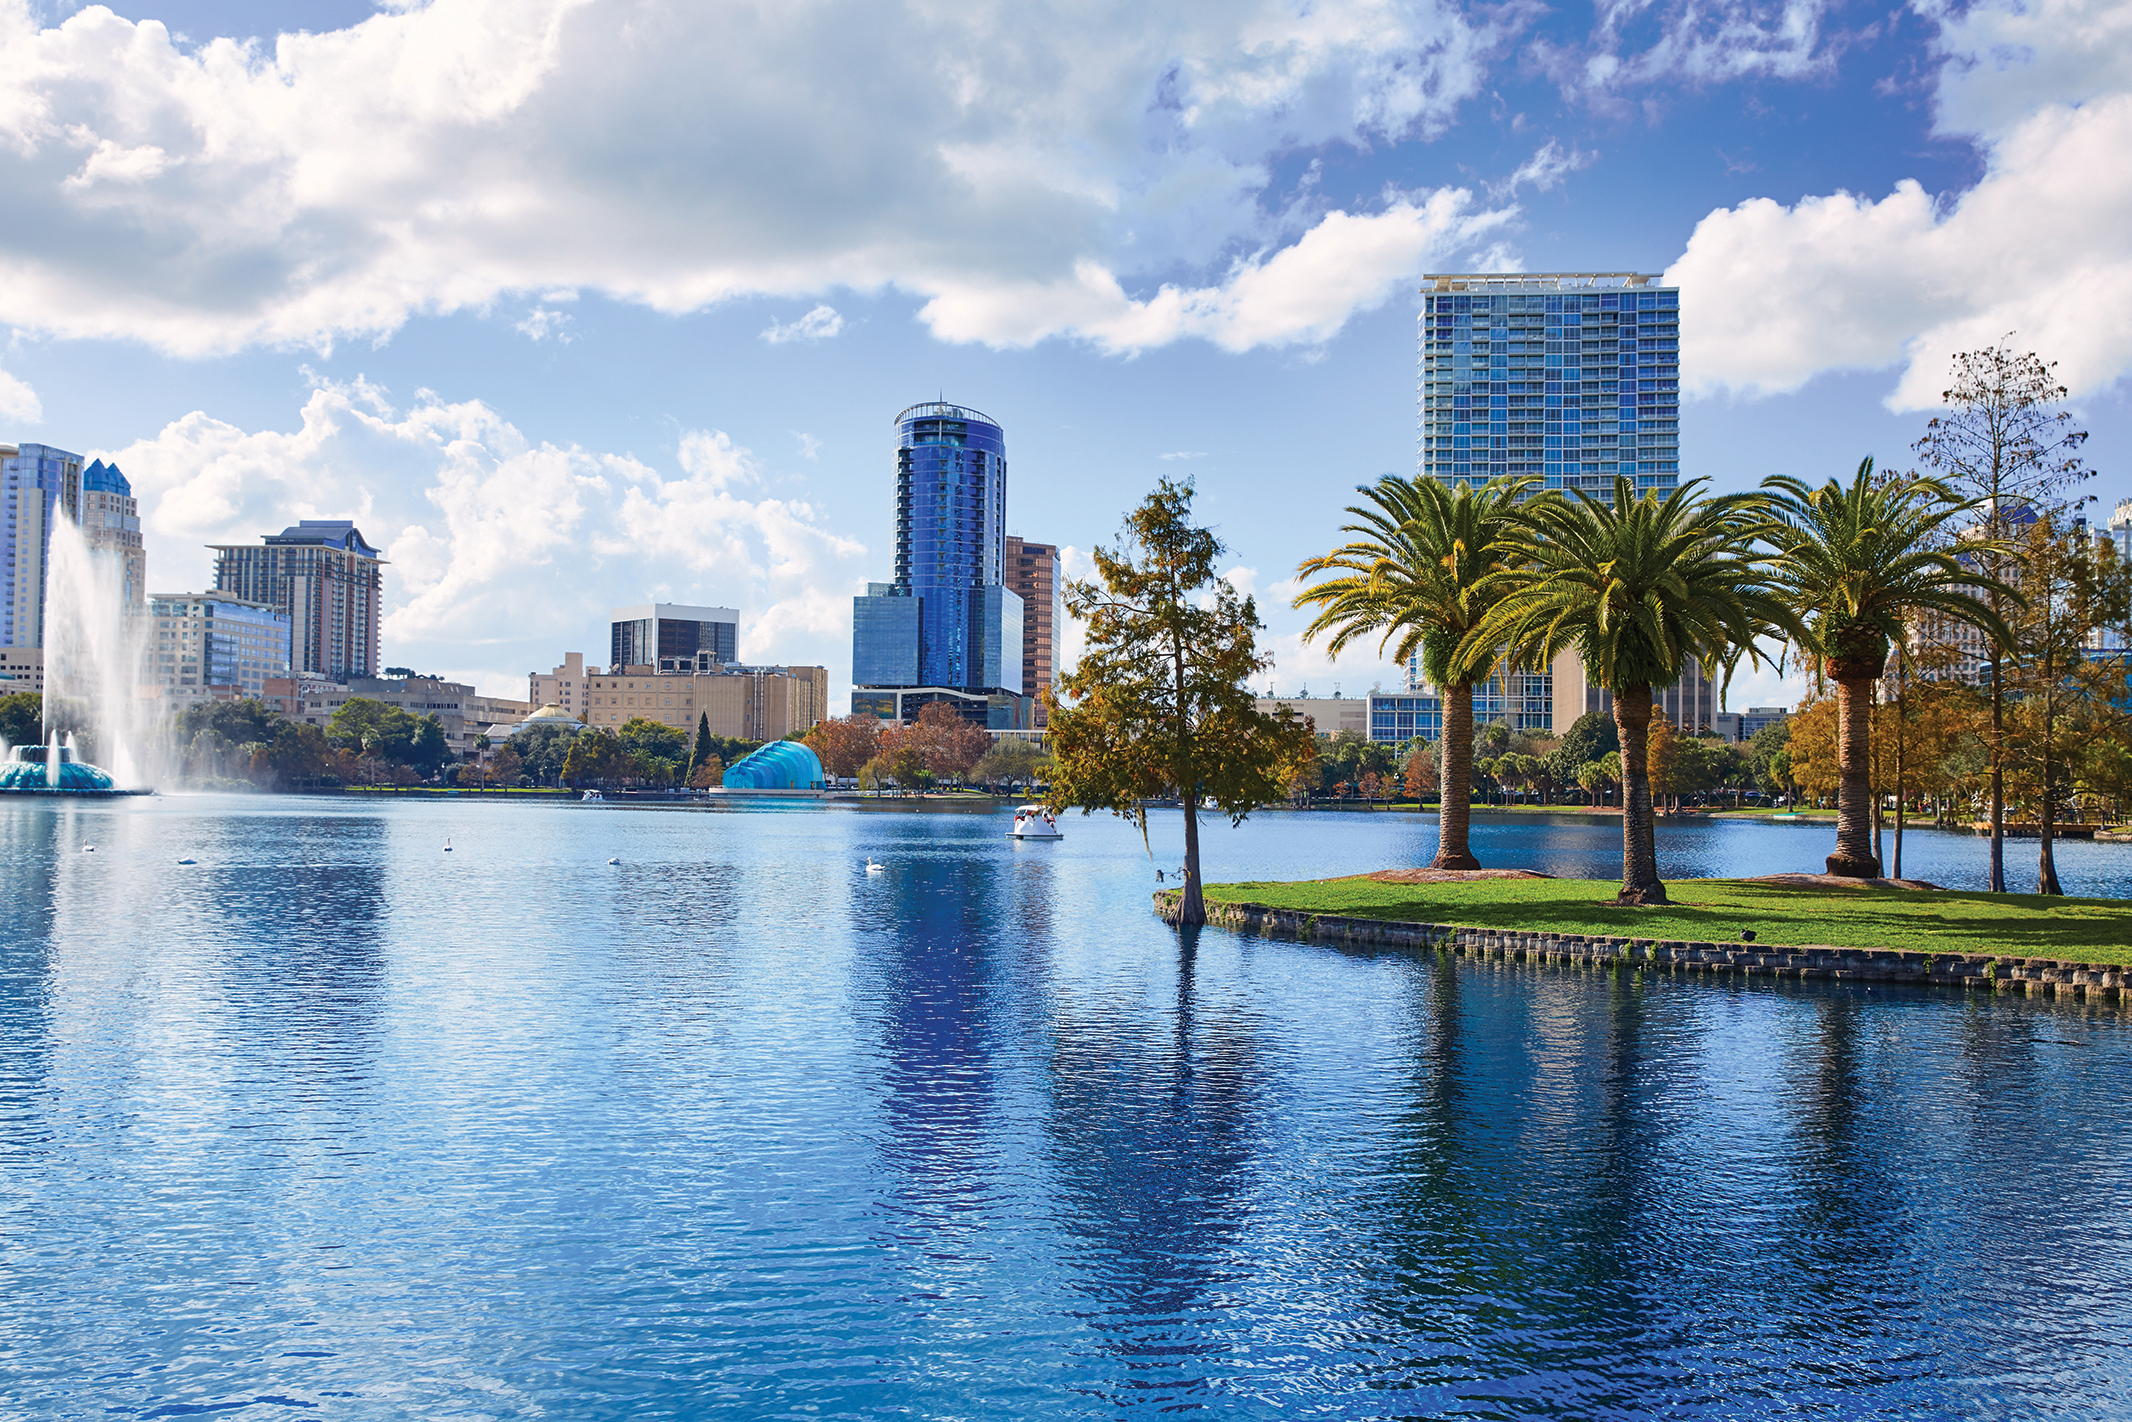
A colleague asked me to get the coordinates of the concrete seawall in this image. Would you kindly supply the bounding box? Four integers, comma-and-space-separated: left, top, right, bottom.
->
1157, 893, 2131, 1008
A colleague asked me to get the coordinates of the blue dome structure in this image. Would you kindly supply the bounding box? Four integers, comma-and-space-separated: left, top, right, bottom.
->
721, 740, 825, 792
0, 745, 119, 793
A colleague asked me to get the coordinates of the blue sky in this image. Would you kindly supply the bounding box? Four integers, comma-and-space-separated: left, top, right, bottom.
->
3, 0, 2127, 709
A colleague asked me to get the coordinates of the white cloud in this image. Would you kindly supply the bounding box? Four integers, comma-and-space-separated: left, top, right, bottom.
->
514, 305, 573, 341
0, 0, 1520, 359
1672, 0, 2132, 405
99, 376, 868, 695
1536, 0, 1841, 100
0, 362, 41, 422
793, 431, 821, 460
1494, 138, 1597, 197
760, 304, 844, 344
920, 189, 1516, 352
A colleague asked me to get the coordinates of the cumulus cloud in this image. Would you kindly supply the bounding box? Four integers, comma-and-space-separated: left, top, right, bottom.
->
0, 0, 1521, 358
760, 305, 844, 344
99, 376, 868, 694
1672, 0, 2132, 404
921, 189, 1515, 352
0, 362, 41, 422
1536, 0, 1842, 100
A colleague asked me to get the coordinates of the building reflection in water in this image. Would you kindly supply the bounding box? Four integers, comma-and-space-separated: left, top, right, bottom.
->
854, 818, 1057, 1250
1040, 927, 1270, 1409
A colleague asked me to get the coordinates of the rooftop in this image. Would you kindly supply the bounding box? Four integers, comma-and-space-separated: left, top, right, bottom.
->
1422, 273, 1663, 291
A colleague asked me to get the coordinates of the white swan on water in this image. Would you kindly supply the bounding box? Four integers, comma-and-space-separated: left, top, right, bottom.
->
866, 857, 885, 874
443, 837, 453, 853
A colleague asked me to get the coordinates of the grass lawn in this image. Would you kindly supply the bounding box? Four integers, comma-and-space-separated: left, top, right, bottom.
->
1202, 875, 2132, 965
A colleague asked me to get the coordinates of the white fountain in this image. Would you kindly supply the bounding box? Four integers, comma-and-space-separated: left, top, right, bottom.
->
0, 514, 156, 794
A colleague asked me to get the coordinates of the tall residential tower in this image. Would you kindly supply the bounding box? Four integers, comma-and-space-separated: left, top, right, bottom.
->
1, 446, 145, 648
1418, 273, 1679, 495
210, 520, 384, 681
851, 402, 1026, 727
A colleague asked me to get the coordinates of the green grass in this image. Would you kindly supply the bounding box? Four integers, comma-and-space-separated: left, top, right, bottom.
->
1202, 875, 2132, 965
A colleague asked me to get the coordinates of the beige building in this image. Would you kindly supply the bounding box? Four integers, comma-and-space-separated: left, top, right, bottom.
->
0, 645, 41, 695
1005, 536, 1065, 727
529, 652, 591, 722
1255, 694, 1372, 739
582, 664, 828, 740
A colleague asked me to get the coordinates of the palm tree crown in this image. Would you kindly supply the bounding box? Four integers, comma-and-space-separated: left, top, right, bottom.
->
1292, 473, 1538, 681
1761, 458, 2015, 678
1466, 475, 1800, 902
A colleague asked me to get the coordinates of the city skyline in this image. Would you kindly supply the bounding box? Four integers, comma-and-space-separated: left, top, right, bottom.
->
0, 0, 2123, 712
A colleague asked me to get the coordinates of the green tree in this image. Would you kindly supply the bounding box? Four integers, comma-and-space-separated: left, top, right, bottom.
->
1912, 340, 2090, 890
1049, 478, 1317, 926
1544, 711, 1618, 791
1764, 458, 2015, 878
513, 722, 577, 785
1469, 476, 1797, 904
263, 721, 331, 786
0, 691, 40, 747
1292, 473, 1539, 870
972, 737, 1052, 789
688, 712, 715, 782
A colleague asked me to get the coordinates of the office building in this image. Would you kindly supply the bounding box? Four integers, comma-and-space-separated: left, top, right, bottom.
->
1, 446, 146, 650
850, 402, 1027, 728
210, 521, 384, 681
530, 653, 592, 721
1005, 536, 1064, 727
610, 603, 738, 673
581, 663, 829, 741
144, 593, 292, 703
0, 646, 42, 694
1418, 272, 1680, 497
1255, 694, 1371, 739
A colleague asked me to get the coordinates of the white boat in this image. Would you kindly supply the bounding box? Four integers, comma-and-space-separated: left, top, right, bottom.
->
1008, 804, 1063, 840
581, 789, 605, 802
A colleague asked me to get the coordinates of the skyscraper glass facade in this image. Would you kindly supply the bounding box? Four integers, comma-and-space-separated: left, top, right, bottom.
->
1417, 273, 1680, 496
851, 402, 1023, 720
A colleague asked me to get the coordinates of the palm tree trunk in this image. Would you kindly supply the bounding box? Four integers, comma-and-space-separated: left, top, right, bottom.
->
1612, 686, 1667, 905
1433, 681, 1481, 871
1827, 671, 1881, 878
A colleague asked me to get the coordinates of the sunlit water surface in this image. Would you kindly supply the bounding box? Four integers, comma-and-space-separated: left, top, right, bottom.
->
3, 798, 2129, 1419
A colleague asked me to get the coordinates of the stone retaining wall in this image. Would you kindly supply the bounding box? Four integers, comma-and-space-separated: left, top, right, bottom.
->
1156, 893, 2130, 1007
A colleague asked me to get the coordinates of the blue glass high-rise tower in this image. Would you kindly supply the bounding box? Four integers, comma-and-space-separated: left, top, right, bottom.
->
1403, 273, 1706, 730
1418, 272, 1679, 494
850, 402, 1025, 728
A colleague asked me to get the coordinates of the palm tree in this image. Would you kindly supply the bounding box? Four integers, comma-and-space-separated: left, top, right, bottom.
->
1763, 458, 2016, 878
1293, 474, 1540, 870
1468, 476, 1799, 904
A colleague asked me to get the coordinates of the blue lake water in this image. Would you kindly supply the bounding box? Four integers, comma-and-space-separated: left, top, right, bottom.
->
4, 796, 2130, 1419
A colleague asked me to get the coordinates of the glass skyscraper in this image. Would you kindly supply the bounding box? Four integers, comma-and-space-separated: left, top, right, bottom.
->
850, 402, 1026, 727
1418, 272, 1680, 495
1402, 273, 1706, 729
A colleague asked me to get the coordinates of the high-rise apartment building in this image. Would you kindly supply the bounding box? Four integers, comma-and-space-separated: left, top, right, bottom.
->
610, 603, 738, 672
1418, 272, 1680, 495
851, 402, 1026, 727
1, 446, 145, 648
144, 592, 292, 702
1003, 536, 1063, 727
210, 520, 384, 681
1401, 273, 1696, 735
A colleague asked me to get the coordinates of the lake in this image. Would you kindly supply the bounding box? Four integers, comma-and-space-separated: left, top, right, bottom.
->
3, 796, 2129, 1419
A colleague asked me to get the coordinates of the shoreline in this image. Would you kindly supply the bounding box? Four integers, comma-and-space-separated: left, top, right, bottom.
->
1159, 886, 2132, 1006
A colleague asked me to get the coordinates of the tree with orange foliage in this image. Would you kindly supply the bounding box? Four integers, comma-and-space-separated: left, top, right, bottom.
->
805, 714, 881, 779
